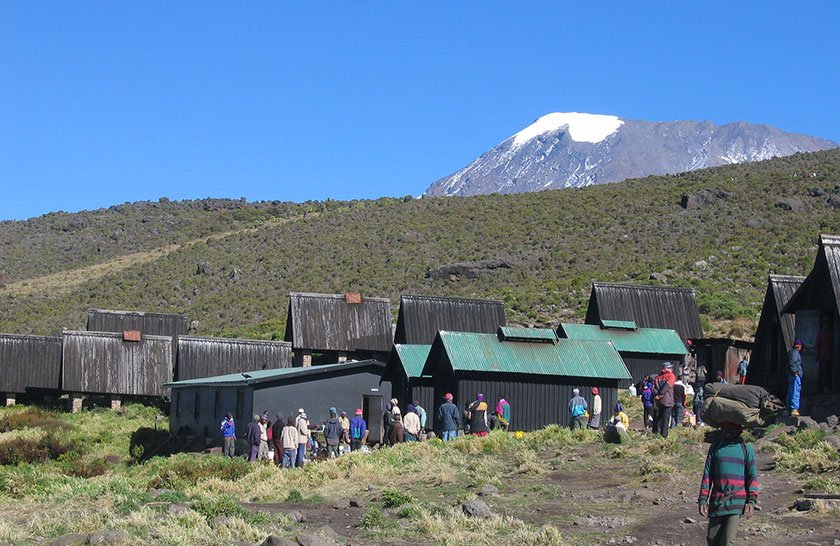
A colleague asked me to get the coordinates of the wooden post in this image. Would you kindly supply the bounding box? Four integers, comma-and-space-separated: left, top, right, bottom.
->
111, 396, 122, 410
5, 395, 15, 406
70, 394, 83, 413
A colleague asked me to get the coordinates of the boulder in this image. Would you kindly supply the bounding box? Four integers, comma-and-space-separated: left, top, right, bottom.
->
680, 189, 730, 210
797, 417, 820, 431
793, 498, 814, 511
88, 529, 130, 545
462, 499, 494, 519
260, 536, 297, 546
826, 415, 839, 427
824, 435, 840, 451
477, 484, 499, 497
332, 499, 350, 510
287, 510, 306, 523
775, 199, 805, 212
829, 195, 840, 209
295, 533, 337, 546
47, 534, 90, 546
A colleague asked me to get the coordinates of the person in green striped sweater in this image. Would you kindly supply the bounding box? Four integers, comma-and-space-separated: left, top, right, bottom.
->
697, 421, 759, 545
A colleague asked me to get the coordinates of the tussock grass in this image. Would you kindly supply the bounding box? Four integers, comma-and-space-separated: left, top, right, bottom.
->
766, 429, 840, 473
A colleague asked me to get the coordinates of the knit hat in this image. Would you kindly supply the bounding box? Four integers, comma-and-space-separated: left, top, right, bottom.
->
614, 403, 623, 413
591, 387, 599, 395
298, 408, 305, 414
444, 393, 453, 401
794, 339, 803, 346
262, 411, 270, 420
355, 408, 363, 415
390, 398, 399, 406
329, 407, 336, 414
477, 393, 484, 401
340, 410, 347, 416
572, 388, 579, 395
406, 404, 415, 413
663, 362, 673, 369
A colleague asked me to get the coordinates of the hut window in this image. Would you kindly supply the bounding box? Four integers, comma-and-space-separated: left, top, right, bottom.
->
194, 392, 201, 420
236, 390, 244, 421
214, 390, 221, 419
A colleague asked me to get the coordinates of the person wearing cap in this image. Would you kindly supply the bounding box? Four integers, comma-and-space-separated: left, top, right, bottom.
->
220, 412, 236, 458
468, 393, 490, 437
296, 412, 310, 466
323, 408, 342, 459
438, 393, 461, 442
588, 388, 602, 429
698, 421, 759, 545
349, 408, 367, 451
653, 363, 676, 438
245, 415, 262, 462
788, 339, 804, 416
568, 388, 588, 430
338, 410, 350, 445
496, 395, 511, 431
258, 413, 270, 461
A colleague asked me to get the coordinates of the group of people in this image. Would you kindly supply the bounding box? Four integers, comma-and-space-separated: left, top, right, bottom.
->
220, 406, 369, 467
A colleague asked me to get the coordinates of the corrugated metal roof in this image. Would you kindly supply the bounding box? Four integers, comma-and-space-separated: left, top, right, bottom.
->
165, 359, 386, 388
558, 323, 687, 356
423, 331, 630, 380
177, 336, 293, 381
600, 319, 637, 330
283, 292, 392, 352
783, 235, 840, 316
584, 282, 703, 340
393, 294, 506, 344
391, 344, 431, 379
498, 326, 557, 342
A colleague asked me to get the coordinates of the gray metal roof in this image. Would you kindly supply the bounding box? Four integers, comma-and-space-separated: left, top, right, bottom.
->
283, 293, 392, 352
393, 294, 506, 344
584, 282, 703, 340
87, 308, 189, 337
165, 359, 385, 388
783, 235, 840, 316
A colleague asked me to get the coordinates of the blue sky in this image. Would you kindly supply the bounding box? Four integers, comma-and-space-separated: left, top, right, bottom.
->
2, 2, 838, 221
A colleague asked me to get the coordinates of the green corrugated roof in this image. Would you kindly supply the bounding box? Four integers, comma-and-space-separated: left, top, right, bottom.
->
393, 344, 431, 378
560, 323, 687, 355
164, 360, 383, 387
498, 326, 558, 342
600, 319, 637, 330
426, 331, 630, 380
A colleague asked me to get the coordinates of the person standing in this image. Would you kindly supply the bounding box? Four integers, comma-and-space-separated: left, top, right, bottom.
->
672, 379, 686, 429
653, 363, 676, 438
468, 394, 490, 437
698, 422, 759, 545
258, 413, 270, 461
737, 353, 750, 385
496, 396, 511, 431
296, 412, 310, 466
245, 415, 261, 462
389, 413, 405, 444
788, 339, 804, 416
383, 402, 394, 445
403, 404, 421, 442
693, 383, 705, 426
815, 317, 833, 393
588, 388, 602, 429
641, 383, 655, 430
280, 416, 299, 468
413, 401, 427, 432
323, 408, 342, 459
568, 388, 588, 430
695, 361, 708, 392
220, 412, 236, 458
349, 408, 367, 451
338, 410, 350, 444
438, 393, 461, 442
271, 412, 284, 466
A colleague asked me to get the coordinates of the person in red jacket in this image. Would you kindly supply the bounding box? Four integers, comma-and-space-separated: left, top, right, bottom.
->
653, 363, 676, 438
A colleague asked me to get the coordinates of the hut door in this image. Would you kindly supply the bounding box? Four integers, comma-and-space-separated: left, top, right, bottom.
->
363, 395, 384, 445
795, 310, 819, 393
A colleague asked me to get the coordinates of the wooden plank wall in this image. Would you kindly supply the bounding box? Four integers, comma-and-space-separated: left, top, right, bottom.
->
0, 334, 62, 393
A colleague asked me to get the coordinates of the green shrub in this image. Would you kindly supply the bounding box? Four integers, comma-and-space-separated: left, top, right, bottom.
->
148, 454, 251, 488
192, 495, 249, 520
358, 507, 395, 529
802, 475, 840, 493
381, 488, 414, 508
285, 489, 304, 503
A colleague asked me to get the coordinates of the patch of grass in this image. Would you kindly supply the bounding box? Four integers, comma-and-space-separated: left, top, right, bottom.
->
381, 488, 415, 508
359, 507, 396, 529
192, 495, 249, 520
643, 437, 679, 456
147, 454, 251, 489
802, 475, 840, 494
285, 489, 304, 503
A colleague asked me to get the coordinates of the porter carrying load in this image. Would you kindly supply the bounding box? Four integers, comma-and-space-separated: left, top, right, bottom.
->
702, 383, 783, 429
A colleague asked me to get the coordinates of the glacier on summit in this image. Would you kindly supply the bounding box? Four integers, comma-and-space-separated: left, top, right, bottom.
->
424, 113, 837, 197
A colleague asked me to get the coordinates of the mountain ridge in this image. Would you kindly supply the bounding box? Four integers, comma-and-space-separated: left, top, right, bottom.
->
424, 114, 838, 197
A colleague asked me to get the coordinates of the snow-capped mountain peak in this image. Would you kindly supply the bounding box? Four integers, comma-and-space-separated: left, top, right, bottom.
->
510, 112, 624, 147
424, 114, 838, 197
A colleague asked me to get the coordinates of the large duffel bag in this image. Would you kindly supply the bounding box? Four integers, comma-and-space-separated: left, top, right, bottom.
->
703, 383, 784, 412
702, 395, 775, 429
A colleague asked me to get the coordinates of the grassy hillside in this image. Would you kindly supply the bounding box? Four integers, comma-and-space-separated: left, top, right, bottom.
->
2, 149, 840, 338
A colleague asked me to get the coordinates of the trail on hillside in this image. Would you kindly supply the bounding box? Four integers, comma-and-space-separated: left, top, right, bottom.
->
0, 214, 316, 298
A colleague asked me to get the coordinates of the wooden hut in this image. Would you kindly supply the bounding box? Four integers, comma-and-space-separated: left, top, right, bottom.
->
165, 360, 390, 444
781, 234, 840, 395
62, 331, 173, 409
749, 275, 803, 396
284, 293, 392, 366
691, 338, 753, 385
87, 308, 188, 365
421, 327, 631, 431
383, 344, 434, 426
557, 321, 687, 387
584, 282, 703, 341
176, 336, 293, 381
393, 294, 506, 344
0, 334, 62, 404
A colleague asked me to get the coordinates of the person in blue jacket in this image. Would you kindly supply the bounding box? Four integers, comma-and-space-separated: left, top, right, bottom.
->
349, 408, 368, 451
641, 383, 655, 430
220, 412, 236, 457
787, 339, 804, 416
568, 388, 588, 430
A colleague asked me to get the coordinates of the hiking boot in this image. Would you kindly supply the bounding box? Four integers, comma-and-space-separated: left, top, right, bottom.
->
790, 409, 800, 417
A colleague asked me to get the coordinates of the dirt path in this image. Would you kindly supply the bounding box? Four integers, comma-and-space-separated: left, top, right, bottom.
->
0, 213, 317, 298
